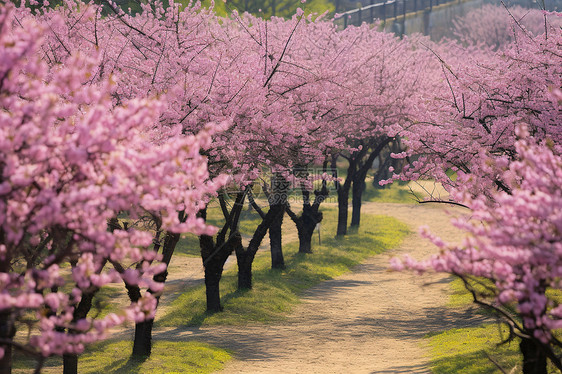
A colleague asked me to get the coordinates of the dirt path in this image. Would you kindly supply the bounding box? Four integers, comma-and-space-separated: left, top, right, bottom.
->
152, 202, 487, 374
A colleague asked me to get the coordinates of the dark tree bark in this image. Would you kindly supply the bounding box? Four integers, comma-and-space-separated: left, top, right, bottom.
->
332, 154, 356, 237
286, 173, 328, 253
336, 185, 351, 236
131, 229, 180, 358
201, 233, 223, 312
236, 250, 253, 290
350, 178, 365, 229
0, 311, 15, 374
349, 137, 392, 229
201, 191, 246, 312
373, 138, 405, 189
62, 354, 77, 374
63, 288, 97, 374
520, 337, 548, 374
132, 320, 153, 359
109, 214, 181, 360
235, 204, 284, 290
269, 212, 285, 269
268, 173, 289, 269
201, 232, 242, 312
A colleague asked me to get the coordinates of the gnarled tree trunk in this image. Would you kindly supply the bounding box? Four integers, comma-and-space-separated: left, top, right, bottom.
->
350, 178, 365, 229
268, 173, 289, 269
236, 204, 284, 290
132, 230, 180, 358
201, 192, 246, 312
0, 312, 15, 374
520, 337, 547, 374
63, 289, 97, 374
332, 154, 356, 237
269, 213, 285, 269
349, 136, 392, 230
286, 177, 328, 253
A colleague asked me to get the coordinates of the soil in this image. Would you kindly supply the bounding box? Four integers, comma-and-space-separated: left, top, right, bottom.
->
150, 202, 488, 374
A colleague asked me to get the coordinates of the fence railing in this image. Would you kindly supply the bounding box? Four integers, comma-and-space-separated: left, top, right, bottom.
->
334, 0, 460, 28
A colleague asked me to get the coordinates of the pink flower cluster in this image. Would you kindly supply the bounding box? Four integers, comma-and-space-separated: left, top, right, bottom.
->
390, 21, 561, 202
393, 132, 562, 344
0, 5, 222, 358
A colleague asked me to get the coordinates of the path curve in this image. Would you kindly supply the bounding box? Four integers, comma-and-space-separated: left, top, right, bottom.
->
152, 202, 486, 374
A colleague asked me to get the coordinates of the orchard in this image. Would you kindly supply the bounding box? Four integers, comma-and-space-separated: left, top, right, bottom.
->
0, 0, 560, 373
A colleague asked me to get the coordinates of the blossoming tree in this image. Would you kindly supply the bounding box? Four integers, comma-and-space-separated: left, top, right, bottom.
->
392, 132, 562, 373
0, 6, 221, 373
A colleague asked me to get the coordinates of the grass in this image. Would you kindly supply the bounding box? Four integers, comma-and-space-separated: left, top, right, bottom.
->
447, 276, 474, 308
427, 324, 521, 374
427, 276, 522, 373
175, 234, 201, 257
78, 341, 231, 374
14, 341, 231, 374
431, 276, 562, 373
158, 208, 409, 327
363, 180, 417, 204
88, 286, 125, 318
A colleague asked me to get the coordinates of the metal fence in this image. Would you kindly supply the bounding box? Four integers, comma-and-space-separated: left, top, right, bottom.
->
334, 0, 461, 28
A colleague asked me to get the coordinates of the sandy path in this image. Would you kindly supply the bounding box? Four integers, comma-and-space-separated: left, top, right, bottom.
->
151, 202, 487, 374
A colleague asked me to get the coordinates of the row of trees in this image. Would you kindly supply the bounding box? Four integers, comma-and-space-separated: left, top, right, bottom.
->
0, 0, 560, 373
390, 5, 562, 374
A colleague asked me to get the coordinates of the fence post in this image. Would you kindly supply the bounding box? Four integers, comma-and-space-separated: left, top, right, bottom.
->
344, 14, 348, 28
358, 7, 362, 25
402, 0, 406, 36
370, 0, 374, 22
382, 0, 387, 22
393, 0, 397, 18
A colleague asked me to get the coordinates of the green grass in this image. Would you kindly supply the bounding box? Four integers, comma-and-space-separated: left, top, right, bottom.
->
87, 286, 124, 319
158, 209, 409, 327
427, 324, 521, 374
175, 234, 201, 257
363, 181, 417, 204
78, 341, 231, 374
238, 208, 266, 237
448, 276, 474, 308
14, 341, 231, 374
428, 277, 521, 373
433, 277, 562, 373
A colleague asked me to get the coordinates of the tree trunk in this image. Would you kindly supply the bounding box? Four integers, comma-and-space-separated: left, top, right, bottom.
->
200, 192, 246, 312
237, 252, 253, 290
268, 173, 288, 269
297, 205, 323, 253
131, 231, 180, 358
298, 229, 313, 254
350, 178, 365, 228
62, 354, 78, 374
333, 154, 356, 237
201, 233, 239, 313
350, 137, 393, 230
236, 203, 284, 290
269, 211, 285, 269
63, 288, 97, 374
520, 337, 547, 374
336, 187, 349, 236
204, 259, 224, 312
132, 319, 153, 358
0, 312, 15, 374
